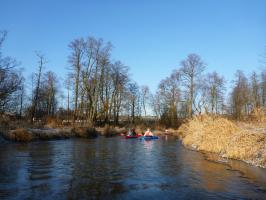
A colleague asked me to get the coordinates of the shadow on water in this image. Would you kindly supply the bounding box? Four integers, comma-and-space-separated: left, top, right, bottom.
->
0, 137, 266, 199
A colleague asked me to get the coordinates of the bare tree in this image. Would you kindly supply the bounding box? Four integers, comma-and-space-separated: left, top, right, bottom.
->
179, 54, 205, 117
250, 71, 261, 108
127, 82, 139, 123
43, 71, 58, 116
110, 61, 129, 124
140, 85, 150, 117
18, 77, 25, 118
261, 70, 266, 107
151, 92, 164, 120
205, 71, 226, 114
68, 38, 85, 122
231, 70, 249, 119
30, 53, 45, 123
0, 31, 23, 113
65, 77, 71, 123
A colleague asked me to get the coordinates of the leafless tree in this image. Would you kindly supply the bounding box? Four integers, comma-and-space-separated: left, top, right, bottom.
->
151, 70, 181, 126
250, 71, 261, 108
230, 70, 249, 119
0, 31, 23, 113
68, 38, 85, 122
140, 85, 150, 117
261, 70, 266, 107
127, 82, 139, 123
110, 61, 129, 124
205, 71, 226, 114
179, 54, 205, 117
30, 53, 45, 122
43, 71, 58, 116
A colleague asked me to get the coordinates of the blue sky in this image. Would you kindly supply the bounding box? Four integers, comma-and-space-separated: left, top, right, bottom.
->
1, 0, 265, 92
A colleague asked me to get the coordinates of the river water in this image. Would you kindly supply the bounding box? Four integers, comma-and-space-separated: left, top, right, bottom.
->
0, 136, 266, 199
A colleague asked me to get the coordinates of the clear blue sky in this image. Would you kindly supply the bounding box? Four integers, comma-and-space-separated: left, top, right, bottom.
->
1, 0, 265, 92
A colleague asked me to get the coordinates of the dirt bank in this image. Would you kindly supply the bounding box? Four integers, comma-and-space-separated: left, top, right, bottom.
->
176, 115, 266, 168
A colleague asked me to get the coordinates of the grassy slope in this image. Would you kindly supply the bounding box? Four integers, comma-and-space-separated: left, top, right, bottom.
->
177, 115, 266, 168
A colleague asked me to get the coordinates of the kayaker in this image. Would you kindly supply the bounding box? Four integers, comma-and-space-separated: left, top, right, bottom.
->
127, 128, 137, 136
131, 128, 137, 136
144, 128, 153, 136
127, 129, 132, 136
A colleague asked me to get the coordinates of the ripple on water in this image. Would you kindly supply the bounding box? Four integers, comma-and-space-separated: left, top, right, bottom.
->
0, 137, 265, 199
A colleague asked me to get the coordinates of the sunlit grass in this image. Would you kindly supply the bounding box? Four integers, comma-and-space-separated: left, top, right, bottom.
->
177, 114, 266, 168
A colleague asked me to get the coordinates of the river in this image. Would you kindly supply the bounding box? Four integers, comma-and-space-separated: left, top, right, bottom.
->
0, 136, 266, 199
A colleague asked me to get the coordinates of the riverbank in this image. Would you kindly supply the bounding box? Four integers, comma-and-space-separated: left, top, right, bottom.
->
176, 115, 266, 168
0, 125, 128, 143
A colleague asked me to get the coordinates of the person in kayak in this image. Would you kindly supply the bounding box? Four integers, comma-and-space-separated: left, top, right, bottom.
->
144, 128, 153, 136
131, 128, 137, 136
127, 128, 137, 136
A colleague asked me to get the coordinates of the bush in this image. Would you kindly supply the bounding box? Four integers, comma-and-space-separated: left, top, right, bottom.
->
249, 107, 266, 122
45, 117, 62, 128
0, 114, 10, 128
73, 127, 98, 138
103, 125, 118, 137
6, 128, 33, 142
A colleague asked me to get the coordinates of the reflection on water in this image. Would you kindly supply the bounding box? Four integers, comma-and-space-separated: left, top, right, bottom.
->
0, 137, 266, 199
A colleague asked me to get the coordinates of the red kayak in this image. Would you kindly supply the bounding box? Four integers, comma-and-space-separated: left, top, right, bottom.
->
125, 134, 142, 139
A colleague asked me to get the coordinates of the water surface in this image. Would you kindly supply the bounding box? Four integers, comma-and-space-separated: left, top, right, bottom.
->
0, 136, 266, 199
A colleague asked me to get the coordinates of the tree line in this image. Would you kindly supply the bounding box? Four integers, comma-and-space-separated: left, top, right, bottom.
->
152, 53, 266, 126
0, 31, 265, 127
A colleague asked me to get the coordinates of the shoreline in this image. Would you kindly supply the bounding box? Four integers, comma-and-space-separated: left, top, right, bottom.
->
175, 115, 266, 169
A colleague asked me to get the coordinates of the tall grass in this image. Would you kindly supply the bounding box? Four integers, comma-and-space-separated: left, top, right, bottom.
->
3, 128, 33, 142
177, 115, 266, 168
72, 127, 98, 138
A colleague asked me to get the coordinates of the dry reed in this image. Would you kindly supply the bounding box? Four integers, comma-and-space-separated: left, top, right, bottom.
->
177, 115, 266, 168
5, 128, 33, 142
72, 127, 98, 138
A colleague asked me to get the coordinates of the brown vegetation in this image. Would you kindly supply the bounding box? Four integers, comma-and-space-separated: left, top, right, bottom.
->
0, 127, 98, 142
102, 125, 119, 137
30, 128, 74, 140
249, 107, 266, 122
44, 117, 63, 128
3, 128, 33, 142
177, 115, 266, 168
72, 127, 98, 138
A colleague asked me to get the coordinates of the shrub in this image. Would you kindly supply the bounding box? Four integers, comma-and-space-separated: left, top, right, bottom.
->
7, 128, 33, 142
45, 117, 62, 128
249, 107, 266, 122
0, 114, 10, 128
103, 125, 117, 137
73, 127, 98, 138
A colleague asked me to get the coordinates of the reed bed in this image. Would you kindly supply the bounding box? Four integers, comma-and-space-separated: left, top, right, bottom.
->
177, 115, 266, 168
1, 127, 98, 142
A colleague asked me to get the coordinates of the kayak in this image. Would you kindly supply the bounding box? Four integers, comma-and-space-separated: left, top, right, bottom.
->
140, 136, 159, 140
125, 134, 142, 139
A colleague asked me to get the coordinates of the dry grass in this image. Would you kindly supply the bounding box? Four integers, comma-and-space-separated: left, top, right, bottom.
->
4, 128, 33, 142
135, 124, 169, 135
1, 126, 99, 142
45, 117, 62, 128
0, 115, 10, 128
249, 107, 266, 122
177, 115, 266, 168
72, 127, 98, 138
135, 125, 145, 134
31, 128, 74, 140
102, 125, 119, 137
